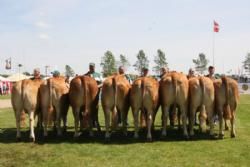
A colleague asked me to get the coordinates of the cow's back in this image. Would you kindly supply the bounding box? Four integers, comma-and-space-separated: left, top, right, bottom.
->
102, 75, 130, 109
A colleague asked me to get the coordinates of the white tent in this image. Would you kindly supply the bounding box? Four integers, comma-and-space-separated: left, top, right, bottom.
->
0, 76, 10, 82
7, 73, 31, 82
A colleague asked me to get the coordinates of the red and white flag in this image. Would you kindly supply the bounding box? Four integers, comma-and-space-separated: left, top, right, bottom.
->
213, 20, 219, 32
5, 57, 11, 70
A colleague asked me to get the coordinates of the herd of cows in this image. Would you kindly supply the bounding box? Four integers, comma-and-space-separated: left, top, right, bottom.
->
10, 71, 239, 142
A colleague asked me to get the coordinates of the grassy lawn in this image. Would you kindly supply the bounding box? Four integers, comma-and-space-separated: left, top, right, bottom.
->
0, 94, 11, 100
0, 95, 250, 167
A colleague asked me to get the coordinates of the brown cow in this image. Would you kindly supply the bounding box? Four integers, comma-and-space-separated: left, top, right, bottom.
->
188, 76, 215, 136
130, 77, 159, 141
69, 75, 99, 138
101, 74, 131, 139
39, 76, 69, 137
214, 76, 239, 138
11, 79, 43, 141
159, 72, 189, 138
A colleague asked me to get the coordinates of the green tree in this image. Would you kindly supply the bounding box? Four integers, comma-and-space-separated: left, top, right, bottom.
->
65, 65, 75, 77
153, 49, 168, 75
119, 54, 130, 68
101, 50, 117, 77
133, 50, 149, 75
243, 53, 250, 75
23, 72, 31, 76
193, 53, 209, 74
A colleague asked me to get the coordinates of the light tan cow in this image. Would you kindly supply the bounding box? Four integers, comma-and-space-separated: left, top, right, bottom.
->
101, 74, 131, 139
214, 76, 239, 138
39, 76, 69, 137
130, 77, 159, 141
69, 75, 99, 138
11, 79, 43, 142
188, 76, 215, 136
159, 72, 189, 138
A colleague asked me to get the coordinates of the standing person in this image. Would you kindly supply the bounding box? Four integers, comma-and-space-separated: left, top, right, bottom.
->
85, 63, 103, 88
205, 66, 219, 124
187, 68, 196, 79
205, 66, 218, 80
117, 66, 131, 126
141, 67, 149, 77
31, 68, 42, 80
84, 62, 103, 129
118, 66, 132, 84
51, 70, 60, 78
159, 67, 169, 79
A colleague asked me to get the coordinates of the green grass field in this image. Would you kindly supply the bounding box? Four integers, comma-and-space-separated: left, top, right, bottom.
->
0, 94, 10, 100
0, 95, 250, 167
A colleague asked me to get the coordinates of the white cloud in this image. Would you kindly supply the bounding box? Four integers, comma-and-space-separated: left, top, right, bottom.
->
38, 33, 50, 40
35, 21, 50, 29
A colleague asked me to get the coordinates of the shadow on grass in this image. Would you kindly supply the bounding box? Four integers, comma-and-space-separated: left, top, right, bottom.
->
0, 126, 222, 145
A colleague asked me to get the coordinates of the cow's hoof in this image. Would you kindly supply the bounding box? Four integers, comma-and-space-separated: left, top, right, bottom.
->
134, 133, 139, 139
123, 131, 128, 137
184, 135, 189, 141
16, 137, 21, 142
209, 134, 216, 140
231, 133, 236, 138
218, 134, 224, 139
89, 132, 94, 137
74, 132, 81, 138
147, 138, 153, 142
104, 137, 110, 142
161, 131, 167, 137
30, 137, 35, 143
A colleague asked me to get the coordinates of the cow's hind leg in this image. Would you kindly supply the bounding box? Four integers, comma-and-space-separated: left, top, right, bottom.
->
121, 106, 129, 136
207, 104, 215, 136
189, 105, 197, 137
146, 111, 153, 141
55, 103, 62, 136
104, 107, 111, 139
161, 105, 170, 137
43, 107, 49, 137
29, 111, 36, 142
132, 107, 139, 139
15, 109, 22, 140
180, 104, 188, 139
218, 107, 224, 139
230, 111, 236, 138
72, 106, 81, 138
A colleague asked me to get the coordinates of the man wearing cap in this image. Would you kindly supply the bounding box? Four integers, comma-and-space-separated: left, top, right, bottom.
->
85, 63, 103, 87
187, 68, 196, 79
51, 70, 60, 78
84, 63, 103, 128
118, 66, 132, 84
30, 68, 42, 80
159, 67, 169, 79
205, 66, 218, 81
141, 67, 149, 77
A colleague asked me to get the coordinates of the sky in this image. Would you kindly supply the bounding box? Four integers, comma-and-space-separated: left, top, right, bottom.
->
0, 0, 250, 75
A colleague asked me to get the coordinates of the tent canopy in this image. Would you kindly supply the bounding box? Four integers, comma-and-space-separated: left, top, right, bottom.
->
0, 76, 10, 82
7, 73, 31, 82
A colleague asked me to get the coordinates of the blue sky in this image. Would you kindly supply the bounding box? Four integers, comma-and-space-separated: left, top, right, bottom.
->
0, 0, 250, 75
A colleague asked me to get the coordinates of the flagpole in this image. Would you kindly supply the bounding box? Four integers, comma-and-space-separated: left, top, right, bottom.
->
212, 28, 215, 66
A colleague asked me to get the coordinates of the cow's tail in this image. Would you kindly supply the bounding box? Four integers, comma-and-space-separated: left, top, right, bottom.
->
80, 76, 89, 127
222, 76, 231, 120
112, 76, 118, 126
20, 80, 26, 127
47, 78, 55, 126
172, 75, 178, 119
199, 77, 207, 119
140, 77, 147, 127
